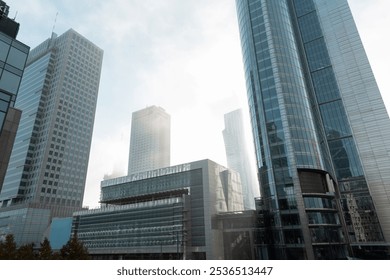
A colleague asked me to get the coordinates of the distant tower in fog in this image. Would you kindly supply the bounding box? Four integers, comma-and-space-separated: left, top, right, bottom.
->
223, 109, 259, 209
128, 106, 171, 174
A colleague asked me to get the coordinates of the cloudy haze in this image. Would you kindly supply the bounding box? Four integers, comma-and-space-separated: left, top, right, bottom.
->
5, 0, 390, 208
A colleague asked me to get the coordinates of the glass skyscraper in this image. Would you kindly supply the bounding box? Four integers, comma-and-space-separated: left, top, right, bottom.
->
128, 106, 171, 175
0, 1, 29, 190
223, 109, 259, 210
0, 29, 103, 219
236, 0, 390, 259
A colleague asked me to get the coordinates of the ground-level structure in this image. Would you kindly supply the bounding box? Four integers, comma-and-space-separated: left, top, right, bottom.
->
71, 159, 246, 260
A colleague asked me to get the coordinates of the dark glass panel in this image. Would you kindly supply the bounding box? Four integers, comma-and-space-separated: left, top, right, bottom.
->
320, 100, 352, 139
328, 137, 364, 179
311, 67, 341, 103
304, 38, 331, 71
293, 0, 315, 17
283, 229, 303, 244
298, 11, 322, 43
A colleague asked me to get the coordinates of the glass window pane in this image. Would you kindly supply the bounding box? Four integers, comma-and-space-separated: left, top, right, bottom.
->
0, 69, 21, 94
0, 111, 5, 128
0, 40, 10, 61
311, 67, 340, 103
293, 0, 315, 17
298, 11, 323, 43
304, 38, 331, 71
0, 99, 9, 111
329, 137, 364, 179
7, 47, 28, 70
320, 100, 351, 139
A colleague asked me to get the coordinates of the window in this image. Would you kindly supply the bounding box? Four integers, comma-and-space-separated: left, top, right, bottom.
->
298, 11, 323, 43
311, 67, 340, 103
304, 38, 331, 71
7, 47, 28, 70
0, 70, 21, 94
320, 100, 351, 139
0, 40, 10, 61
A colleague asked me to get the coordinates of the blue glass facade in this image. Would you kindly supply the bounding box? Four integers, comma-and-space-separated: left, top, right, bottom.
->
0, 14, 29, 194
236, 0, 387, 259
290, 0, 383, 244
0, 31, 28, 133
0, 52, 52, 201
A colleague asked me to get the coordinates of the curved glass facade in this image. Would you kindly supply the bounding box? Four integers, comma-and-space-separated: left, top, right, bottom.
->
290, 0, 383, 244
236, 0, 385, 259
236, 0, 335, 259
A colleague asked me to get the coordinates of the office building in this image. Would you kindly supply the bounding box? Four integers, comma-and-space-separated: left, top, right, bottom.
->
223, 109, 259, 209
128, 106, 170, 174
72, 159, 244, 260
0, 1, 29, 191
0, 29, 103, 245
236, 0, 390, 259
215, 210, 257, 259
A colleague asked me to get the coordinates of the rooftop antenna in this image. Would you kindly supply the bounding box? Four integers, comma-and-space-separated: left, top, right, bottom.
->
13, 11, 17, 20
51, 11, 58, 35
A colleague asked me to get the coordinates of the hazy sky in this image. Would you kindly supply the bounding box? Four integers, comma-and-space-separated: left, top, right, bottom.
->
5, 0, 390, 208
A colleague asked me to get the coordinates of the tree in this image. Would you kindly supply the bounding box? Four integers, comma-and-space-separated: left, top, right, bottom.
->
16, 243, 36, 260
0, 234, 90, 260
60, 235, 90, 260
0, 234, 17, 260
39, 238, 54, 260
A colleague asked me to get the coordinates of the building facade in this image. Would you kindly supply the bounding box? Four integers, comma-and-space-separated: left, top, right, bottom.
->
128, 106, 171, 175
235, 0, 390, 259
223, 109, 259, 209
72, 160, 244, 260
0, 1, 29, 191
0, 29, 103, 245
0, 205, 51, 245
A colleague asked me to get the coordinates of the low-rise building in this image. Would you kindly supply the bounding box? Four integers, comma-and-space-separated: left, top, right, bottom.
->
72, 159, 245, 260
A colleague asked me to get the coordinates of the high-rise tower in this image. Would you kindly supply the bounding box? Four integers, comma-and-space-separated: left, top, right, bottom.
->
0, 29, 103, 219
0, 1, 29, 191
223, 109, 259, 210
236, 0, 390, 259
128, 106, 170, 174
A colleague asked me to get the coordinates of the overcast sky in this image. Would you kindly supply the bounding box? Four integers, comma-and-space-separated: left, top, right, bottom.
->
5, 0, 390, 208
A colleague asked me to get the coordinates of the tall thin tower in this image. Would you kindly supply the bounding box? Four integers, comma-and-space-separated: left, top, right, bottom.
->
223, 109, 259, 209
128, 106, 170, 174
0, 29, 103, 219
236, 0, 390, 259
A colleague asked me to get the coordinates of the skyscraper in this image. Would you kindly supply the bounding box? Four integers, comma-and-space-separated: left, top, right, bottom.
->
128, 106, 170, 174
0, 1, 29, 190
223, 109, 259, 210
236, 0, 390, 259
0, 29, 103, 220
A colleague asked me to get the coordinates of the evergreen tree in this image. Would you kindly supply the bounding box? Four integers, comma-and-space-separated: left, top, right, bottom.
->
16, 243, 36, 260
60, 235, 90, 260
0, 234, 17, 260
52, 251, 62, 260
0, 238, 4, 259
39, 237, 54, 260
